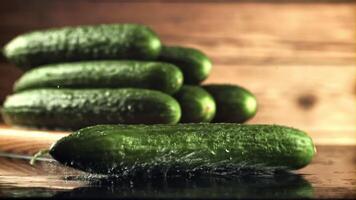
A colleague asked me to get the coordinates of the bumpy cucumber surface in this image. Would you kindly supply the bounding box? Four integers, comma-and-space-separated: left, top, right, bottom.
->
1, 88, 181, 130
14, 61, 183, 95
174, 86, 216, 123
158, 46, 212, 84
49, 123, 316, 175
203, 84, 258, 123
3, 24, 161, 69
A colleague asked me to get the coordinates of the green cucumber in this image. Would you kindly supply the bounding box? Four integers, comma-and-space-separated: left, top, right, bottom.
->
174, 85, 215, 123
1, 88, 181, 130
3, 24, 161, 69
158, 46, 212, 84
13, 61, 183, 95
49, 123, 316, 175
203, 84, 258, 123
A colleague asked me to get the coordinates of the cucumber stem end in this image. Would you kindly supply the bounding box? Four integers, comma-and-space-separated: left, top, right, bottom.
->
30, 149, 50, 165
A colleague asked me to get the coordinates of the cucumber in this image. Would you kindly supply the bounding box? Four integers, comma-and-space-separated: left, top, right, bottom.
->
203, 84, 258, 123
13, 61, 183, 95
1, 88, 181, 130
174, 86, 215, 123
158, 46, 212, 84
3, 24, 161, 69
49, 123, 316, 175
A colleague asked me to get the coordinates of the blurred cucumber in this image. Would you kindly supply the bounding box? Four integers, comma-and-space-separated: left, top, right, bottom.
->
158, 46, 212, 84
3, 24, 161, 69
174, 85, 215, 123
203, 84, 258, 123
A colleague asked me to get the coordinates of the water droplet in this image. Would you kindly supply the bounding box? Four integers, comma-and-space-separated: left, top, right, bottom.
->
127, 105, 132, 111
104, 91, 111, 96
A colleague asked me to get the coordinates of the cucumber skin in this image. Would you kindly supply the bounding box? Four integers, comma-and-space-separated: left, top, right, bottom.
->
14, 61, 183, 95
1, 89, 181, 130
174, 86, 216, 123
158, 46, 212, 84
203, 84, 258, 123
3, 24, 161, 69
49, 123, 316, 175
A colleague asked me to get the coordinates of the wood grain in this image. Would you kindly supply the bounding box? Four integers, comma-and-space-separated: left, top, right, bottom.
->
1, 146, 356, 199
207, 65, 356, 137
0, 1, 354, 66
0, 126, 68, 156
0, 1, 354, 143
0, 157, 85, 190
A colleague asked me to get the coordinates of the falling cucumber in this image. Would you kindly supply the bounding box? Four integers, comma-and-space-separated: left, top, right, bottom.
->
48, 123, 316, 175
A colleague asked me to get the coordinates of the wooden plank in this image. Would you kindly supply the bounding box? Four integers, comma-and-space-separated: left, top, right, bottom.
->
0, 1, 354, 66
0, 145, 355, 199
299, 145, 356, 193
0, 155, 84, 189
205, 65, 356, 138
0, 126, 67, 155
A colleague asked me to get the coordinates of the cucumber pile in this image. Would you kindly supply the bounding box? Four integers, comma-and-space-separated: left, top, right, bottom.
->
1, 24, 315, 174
2, 23, 257, 130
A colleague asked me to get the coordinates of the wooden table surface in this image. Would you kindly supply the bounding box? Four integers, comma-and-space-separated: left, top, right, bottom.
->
0, 1, 355, 198
0, 125, 355, 198
0, 145, 355, 199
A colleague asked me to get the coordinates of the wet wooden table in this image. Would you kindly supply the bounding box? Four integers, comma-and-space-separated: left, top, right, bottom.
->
0, 1, 354, 199
1, 145, 355, 199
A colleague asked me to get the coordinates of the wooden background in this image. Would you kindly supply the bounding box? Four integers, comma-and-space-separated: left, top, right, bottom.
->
0, 0, 355, 144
